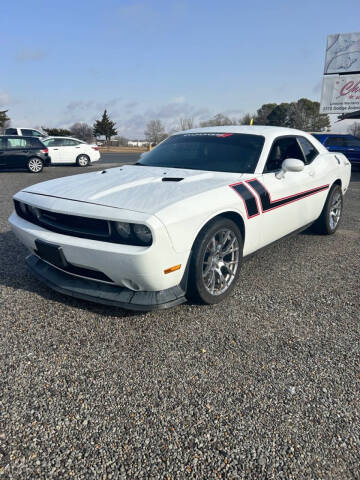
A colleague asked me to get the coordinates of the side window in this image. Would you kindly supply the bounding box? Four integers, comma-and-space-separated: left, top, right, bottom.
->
61, 139, 77, 146
7, 138, 27, 148
28, 138, 43, 148
264, 137, 305, 172
21, 129, 34, 136
5, 128, 17, 135
324, 136, 345, 147
297, 137, 318, 164
31, 130, 43, 137
344, 136, 360, 147
0, 138, 5, 150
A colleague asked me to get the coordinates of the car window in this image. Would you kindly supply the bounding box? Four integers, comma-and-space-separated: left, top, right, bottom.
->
138, 133, 265, 174
264, 136, 305, 172
5, 128, 17, 135
20, 129, 42, 137
7, 138, 27, 148
324, 136, 346, 147
43, 138, 64, 147
28, 137, 44, 148
297, 136, 318, 164
0, 138, 5, 150
344, 136, 360, 147
61, 139, 78, 146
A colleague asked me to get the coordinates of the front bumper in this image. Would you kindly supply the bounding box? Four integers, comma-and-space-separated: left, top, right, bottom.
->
26, 254, 187, 310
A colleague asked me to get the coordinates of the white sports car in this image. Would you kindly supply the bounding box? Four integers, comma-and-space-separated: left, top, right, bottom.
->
9, 126, 351, 310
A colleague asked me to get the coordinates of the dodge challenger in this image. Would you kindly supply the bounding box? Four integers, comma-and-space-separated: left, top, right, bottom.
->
9, 126, 351, 310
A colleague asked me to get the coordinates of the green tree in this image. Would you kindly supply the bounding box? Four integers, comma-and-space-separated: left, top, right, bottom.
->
93, 110, 117, 142
289, 98, 330, 131
0, 110, 10, 133
42, 127, 72, 136
253, 103, 277, 125
267, 103, 292, 127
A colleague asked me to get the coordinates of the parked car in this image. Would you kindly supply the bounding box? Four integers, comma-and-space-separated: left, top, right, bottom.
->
312, 133, 360, 166
0, 135, 50, 173
41, 137, 100, 166
5, 127, 45, 138
9, 126, 351, 310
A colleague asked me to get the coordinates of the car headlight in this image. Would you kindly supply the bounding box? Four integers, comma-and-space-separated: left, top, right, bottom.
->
133, 224, 152, 244
114, 222, 131, 239
113, 222, 152, 246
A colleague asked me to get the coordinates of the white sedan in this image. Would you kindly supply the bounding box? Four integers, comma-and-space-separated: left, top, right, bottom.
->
9, 126, 351, 310
42, 136, 100, 166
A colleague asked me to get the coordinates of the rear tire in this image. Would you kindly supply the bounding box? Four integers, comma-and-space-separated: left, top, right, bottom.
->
187, 217, 243, 304
27, 157, 43, 173
76, 154, 90, 167
312, 184, 343, 235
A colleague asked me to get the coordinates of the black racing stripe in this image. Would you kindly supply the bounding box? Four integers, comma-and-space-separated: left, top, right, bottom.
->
247, 179, 329, 212
231, 183, 259, 218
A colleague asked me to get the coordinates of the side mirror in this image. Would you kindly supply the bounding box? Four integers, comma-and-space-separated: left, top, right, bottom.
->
276, 158, 304, 179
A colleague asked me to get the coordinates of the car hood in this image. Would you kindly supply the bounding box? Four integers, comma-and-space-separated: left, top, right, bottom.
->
23, 165, 246, 214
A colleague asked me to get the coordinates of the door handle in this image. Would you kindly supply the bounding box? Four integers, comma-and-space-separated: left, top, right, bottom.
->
75, 147, 80, 149
21, 150, 30, 153
53, 148, 59, 150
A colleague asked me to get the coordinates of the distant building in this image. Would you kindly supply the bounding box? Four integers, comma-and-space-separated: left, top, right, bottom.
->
128, 140, 150, 148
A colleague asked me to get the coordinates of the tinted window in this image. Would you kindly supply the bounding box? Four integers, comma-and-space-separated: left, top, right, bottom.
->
344, 136, 360, 147
297, 137, 318, 164
43, 138, 64, 147
325, 136, 345, 147
5, 128, 17, 135
7, 138, 27, 148
0, 138, 5, 150
61, 139, 79, 146
138, 133, 265, 173
21, 129, 42, 137
28, 137, 44, 148
265, 137, 305, 172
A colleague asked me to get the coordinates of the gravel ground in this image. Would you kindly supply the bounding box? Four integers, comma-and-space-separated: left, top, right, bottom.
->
0, 164, 359, 479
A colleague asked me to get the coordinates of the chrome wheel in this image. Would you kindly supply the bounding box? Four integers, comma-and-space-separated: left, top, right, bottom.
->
329, 190, 342, 230
202, 229, 240, 296
28, 158, 43, 173
77, 155, 89, 167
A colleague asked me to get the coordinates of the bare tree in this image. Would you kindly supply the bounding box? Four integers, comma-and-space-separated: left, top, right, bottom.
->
348, 121, 360, 137
238, 113, 252, 125
178, 117, 195, 131
144, 119, 167, 144
200, 113, 237, 127
70, 122, 94, 143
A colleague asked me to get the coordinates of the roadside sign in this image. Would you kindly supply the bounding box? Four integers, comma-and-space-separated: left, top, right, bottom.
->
324, 32, 360, 74
320, 74, 360, 114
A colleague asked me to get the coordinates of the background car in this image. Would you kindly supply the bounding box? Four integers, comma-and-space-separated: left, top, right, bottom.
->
42, 136, 100, 166
0, 136, 50, 173
5, 127, 45, 138
312, 133, 360, 166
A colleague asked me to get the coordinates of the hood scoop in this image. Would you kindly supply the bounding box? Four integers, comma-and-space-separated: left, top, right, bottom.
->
162, 177, 184, 182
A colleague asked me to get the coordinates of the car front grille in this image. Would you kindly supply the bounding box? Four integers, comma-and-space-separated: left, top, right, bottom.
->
14, 200, 115, 243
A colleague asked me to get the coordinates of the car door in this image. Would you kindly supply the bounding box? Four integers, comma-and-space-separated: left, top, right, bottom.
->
247, 136, 322, 245
343, 136, 360, 165
60, 138, 80, 163
43, 138, 64, 164
5, 137, 29, 168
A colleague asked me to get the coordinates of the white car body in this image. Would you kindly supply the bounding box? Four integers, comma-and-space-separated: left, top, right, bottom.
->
42, 137, 101, 165
9, 126, 351, 310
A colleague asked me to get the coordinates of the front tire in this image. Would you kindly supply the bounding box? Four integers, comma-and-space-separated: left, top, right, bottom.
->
188, 217, 243, 304
313, 184, 343, 235
27, 157, 44, 173
76, 154, 90, 167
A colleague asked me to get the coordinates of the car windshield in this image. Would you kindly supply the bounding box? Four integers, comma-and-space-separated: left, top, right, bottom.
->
138, 133, 265, 173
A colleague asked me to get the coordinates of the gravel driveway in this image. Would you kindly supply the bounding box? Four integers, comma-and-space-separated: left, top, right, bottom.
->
0, 165, 359, 479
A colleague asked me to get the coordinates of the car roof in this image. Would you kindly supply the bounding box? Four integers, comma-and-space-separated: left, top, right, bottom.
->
44, 136, 82, 141
175, 125, 314, 137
